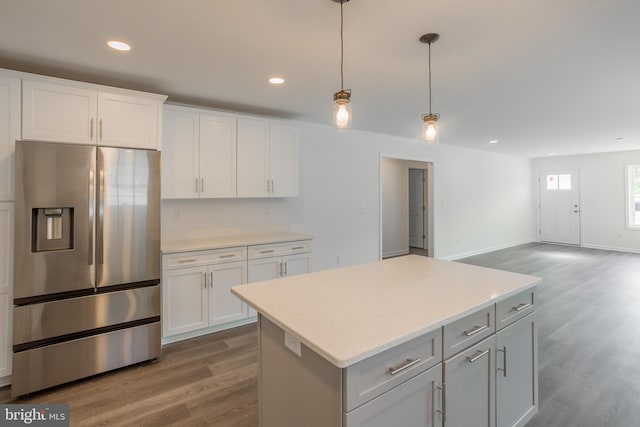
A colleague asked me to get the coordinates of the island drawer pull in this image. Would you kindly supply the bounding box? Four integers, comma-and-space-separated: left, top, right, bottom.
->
497, 346, 507, 377
178, 258, 197, 263
464, 325, 488, 337
219, 254, 235, 258
291, 246, 305, 250
260, 249, 275, 254
514, 303, 531, 312
467, 349, 490, 363
388, 358, 421, 375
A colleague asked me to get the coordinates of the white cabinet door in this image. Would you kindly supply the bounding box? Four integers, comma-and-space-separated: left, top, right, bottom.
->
237, 119, 269, 197
162, 266, 208, 337
209, 261, 247, 325
162, 108, 200, 198
22, 80, 97, 144
97, 92, 159, 149
282, 253, 311, 277
345, 363, 443, 427
0, 75, 20, 201
0, 203, 13, 380
269, 124, 298, 197
199, 114, 237, 198
496, 313, 538, 427
444, 336, 496, 427
248, 257, 282, 283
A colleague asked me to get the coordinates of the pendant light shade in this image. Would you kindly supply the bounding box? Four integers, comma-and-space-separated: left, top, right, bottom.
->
420, 33, 440, 144
332, 0, 352, 129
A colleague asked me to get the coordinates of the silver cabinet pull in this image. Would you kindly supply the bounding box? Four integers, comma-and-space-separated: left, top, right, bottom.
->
202, 272, 206, 289
99, 119, 103, 140
195, 178, 199, 193
177, 258, 197, 263
291, 246, 305, 250
265, 179, 270, 193
388, 358, 421, 375
219, 254, 235, 259
210, 272, 214, 288
90, 118, 94, 139
201, 178, 204, 192
283, 261, 288, 276
464, 325, 488, 337
497, 346, 507, 377
467, 349, 490, 363
260, 249, 275, 254
434, 382, 445, 424
271, 179, 275, 193
278, 262, 283, 277
514, 303, 532, 312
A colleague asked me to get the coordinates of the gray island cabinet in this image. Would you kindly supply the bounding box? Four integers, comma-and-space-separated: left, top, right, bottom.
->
232, 255, 539, 427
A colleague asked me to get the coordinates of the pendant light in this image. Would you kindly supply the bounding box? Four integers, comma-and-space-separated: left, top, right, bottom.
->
332, 0, 352, 129
420, 33, 440, 144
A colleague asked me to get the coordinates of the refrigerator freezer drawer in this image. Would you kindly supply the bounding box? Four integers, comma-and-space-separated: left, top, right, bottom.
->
12, 322, 161, 397
13, 285, 160, 346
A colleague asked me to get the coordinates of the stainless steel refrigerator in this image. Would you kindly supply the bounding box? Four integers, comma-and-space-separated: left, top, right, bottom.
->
12, 141, 161, 397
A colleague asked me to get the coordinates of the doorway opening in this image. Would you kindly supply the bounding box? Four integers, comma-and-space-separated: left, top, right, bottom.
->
381, 158, 434, 259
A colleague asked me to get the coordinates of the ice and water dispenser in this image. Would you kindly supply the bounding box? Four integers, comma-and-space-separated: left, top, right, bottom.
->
31, 207, 74, 252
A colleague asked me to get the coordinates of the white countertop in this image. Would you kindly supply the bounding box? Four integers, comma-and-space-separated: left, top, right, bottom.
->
232, 255, 540, 368
162, 232, 313, 254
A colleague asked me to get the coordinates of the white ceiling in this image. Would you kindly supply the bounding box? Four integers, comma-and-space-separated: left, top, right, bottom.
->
1, 0, 639, 158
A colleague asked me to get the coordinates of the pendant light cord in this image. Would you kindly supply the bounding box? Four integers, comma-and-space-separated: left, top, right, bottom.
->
428, 42, 432, 114
340, 0, 345, 91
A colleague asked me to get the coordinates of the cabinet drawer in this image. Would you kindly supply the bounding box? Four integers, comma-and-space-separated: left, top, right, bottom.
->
343, 328, 442, 412
248, 240, 311, 260
443, 306, 494, 359
163, 247, 247, 269
496, 288, 535, 330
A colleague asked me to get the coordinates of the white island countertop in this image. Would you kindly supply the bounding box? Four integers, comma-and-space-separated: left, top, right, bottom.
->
162, 232, 313, 254
232, 255, 540, 368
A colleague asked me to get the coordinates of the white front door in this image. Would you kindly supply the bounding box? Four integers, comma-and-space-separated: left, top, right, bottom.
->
409, 169, 425, 248
539, 170, 580, 245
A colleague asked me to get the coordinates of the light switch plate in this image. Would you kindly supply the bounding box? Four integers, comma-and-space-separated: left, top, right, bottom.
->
284, 331, 302, 357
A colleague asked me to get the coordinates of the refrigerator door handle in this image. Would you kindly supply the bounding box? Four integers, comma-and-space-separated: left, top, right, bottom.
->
88, 169, 95, 265
96, 169, 105, 265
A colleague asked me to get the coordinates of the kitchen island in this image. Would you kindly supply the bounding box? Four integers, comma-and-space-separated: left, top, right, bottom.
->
232, 255, 540, 427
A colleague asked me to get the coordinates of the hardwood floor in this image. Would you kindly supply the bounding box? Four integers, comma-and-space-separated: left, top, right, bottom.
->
2, 242, 639, 426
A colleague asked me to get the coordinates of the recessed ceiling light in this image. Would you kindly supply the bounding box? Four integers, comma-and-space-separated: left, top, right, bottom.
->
616, 137, 624, 141
268, 77, 285, 85
489, 140, 498, 144
547, 152, 556, 156
107, 40, 131, 51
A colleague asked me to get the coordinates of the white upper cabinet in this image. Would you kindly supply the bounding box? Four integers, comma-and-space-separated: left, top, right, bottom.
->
162, 106, 237, 199
237, 118, 298, 198
22, 78, 165, 150
0, 74, 20, 201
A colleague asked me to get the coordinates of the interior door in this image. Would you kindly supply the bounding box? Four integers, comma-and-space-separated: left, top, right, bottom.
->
408, 169, 425, 248
539, 170, 580, 245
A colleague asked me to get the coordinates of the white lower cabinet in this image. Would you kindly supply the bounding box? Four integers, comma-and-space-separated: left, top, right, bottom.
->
162, 248, 248, 339
345, 363, 443, 427
444, 336, 496, 427
496, 313, 538, 427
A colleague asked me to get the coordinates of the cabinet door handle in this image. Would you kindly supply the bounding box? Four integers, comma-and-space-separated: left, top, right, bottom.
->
467, 349, 490, 363
195, 178, 199, 193
177, 258, 197, 263
202, 272, 207, 289
464, 324, 488, 337
219, 254, 235, 259
388, 358, 421, 375
210, 272, 214, 288
265, 180, 270, 193
291, 246, 305, 250
283, 261, 288, 276
497, 346, 507, 377
271, 179, 275, 193
99, 119, 103, 140
90, 118, 94, 140
434, 382, 445, 424
260, 249, 275, 254
514, 303, 531, 312
201, 178, 204, 193
278, 262, 283, 277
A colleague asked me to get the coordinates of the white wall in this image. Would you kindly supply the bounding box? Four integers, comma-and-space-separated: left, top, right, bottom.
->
533, 150, 640, 253
381, 158, 409, 258
162, 120, 536, 271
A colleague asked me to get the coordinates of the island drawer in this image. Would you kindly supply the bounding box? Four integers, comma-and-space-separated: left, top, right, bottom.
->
343, 328, 442, 412
163, 246, 247, 269
443, 305, 494, 359
248, 240, 311, 260
496, 288, 535, 330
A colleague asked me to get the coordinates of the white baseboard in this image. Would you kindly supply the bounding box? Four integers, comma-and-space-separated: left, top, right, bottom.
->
161, 317, 256, 346
441, 240, 535, 261
382, 249, 409, 259
0, 374, 11, 388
